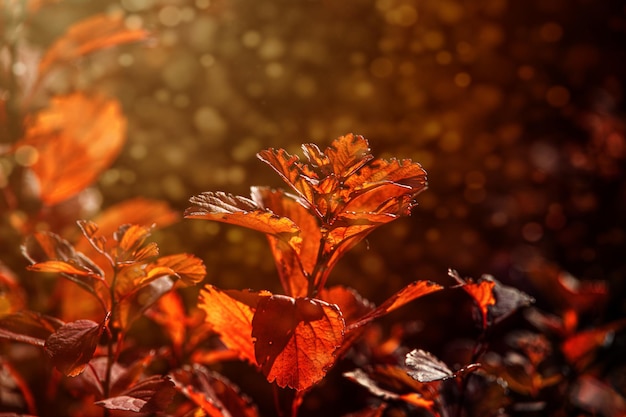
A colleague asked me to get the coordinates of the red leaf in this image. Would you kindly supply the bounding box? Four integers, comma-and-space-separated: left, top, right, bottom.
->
0, 311, 63, 346
318, 286, 374, 326
252, 295, 345, 390
172, 365, 259, 417
96, 375, 175, 413
344, 365, 437, 413
561, 319, 626, 370
15, 93, 126, 206
197, 285, 257, 365
527, 261, 608, 314
349, 280, 443, 330
45, 318, 106, 376
38, 13, 148, 78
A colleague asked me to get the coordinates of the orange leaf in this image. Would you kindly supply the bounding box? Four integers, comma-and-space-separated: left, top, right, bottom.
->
16, 93, 126, 206
186, 191, 300, 237
251, 186, 318, 297
197, 285, 257, 365
349, 280, 443, 330
22, 231, 105, 297
454, 276, 495, 329
561, 319, 626, 370
450, 270, 534, 328
112, 224, 158, 265
318, 286, 374, 326
252, 295, 345, 391
146, 291, 187, 356
152, 254, 206, 285
89, 198, 179, 236
38, 13, 148, 78
27, 260, 102, 278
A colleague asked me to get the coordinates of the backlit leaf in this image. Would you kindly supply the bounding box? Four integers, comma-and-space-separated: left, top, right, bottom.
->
152, 253, 206, 285
45, 318, 106, 377
112, 224, 158, 265
38, 13, 148, 78
251, 186, 317, 297
186, 191, 300, 238
561, 319, 626, 371
527, 261, 608, 314
252, 295, 345, 391
88, 197, 179, 234
189, 135, 428, 297
198, 285, 257, 365
318, 286, 374, 325
349, 280, 443, 330
22, 232, 104, 296
115, 276, 174, 330
450, 270, 534, 328
16, 93, 126, 206
26, 260, 100, 277
146, 291, 187, 357
451, 270, 493, 324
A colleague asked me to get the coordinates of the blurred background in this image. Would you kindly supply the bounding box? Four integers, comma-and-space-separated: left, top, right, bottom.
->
1, 0, 625, 413
3, 0, 626, 328
14, 0, 623, 301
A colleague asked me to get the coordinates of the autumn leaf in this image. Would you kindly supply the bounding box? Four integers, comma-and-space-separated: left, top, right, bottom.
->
45, 317, 107, 377
187, 134, 428, 296
344, 368, 435, 411
146, 291, 188, 357
151, 253, 206, 285
318, 286, 374, 326
172, 365, 259, 417
450, 270, 533, 328
14, 93, 126, 206
527, 261, 608, 314
561, 319, 626, 371
115, 276, 174, 330
111, 224, 158, 265
404, 349, 454, 382
21, 231, 105, 298
251, 295, 345, 391
251, 186, 319, 297
0, 311, 64, 347
38, 13, 148, 78
96, 375, 175, 413
197, 285, 258, 365
186, 191, 301, 240
349, 280, 443, 331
